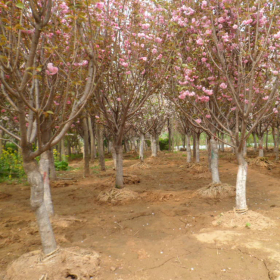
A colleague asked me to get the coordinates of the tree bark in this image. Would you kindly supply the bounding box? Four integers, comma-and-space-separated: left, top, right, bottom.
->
151, 134, 157, 157
88, 116, 96, 162
0, 130, 2, 156
220, 133, 225, 152
195, 133, 200, 163
110, 142, 117, 169
139, 133, 145, 161
61, 137, 66, 162
115, 145, 124, 188
97, 125, 106, 171
186, 133, 191, 163
192, 132, 196, 161
24, 160, 57, 255
168, 118, 173, 151
210, 138, 220, 183
274, 127, 279, 161
259, 134, 264, 157
49, 148, 56, 180
82, 117, 90, 177
235, 151, 248, 211
266, 130, 269, 151
253, 132, 257, 153
39, 151, 54, 216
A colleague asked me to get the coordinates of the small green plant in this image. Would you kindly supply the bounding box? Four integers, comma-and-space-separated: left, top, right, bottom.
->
245, 222, 251, 229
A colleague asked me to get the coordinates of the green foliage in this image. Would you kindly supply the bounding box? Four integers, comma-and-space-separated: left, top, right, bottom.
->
159, 138, 169, 150
53, 149, 69, 170
146, 139, 151, 148
0, 148, 25, 179
54, 160, 68, 171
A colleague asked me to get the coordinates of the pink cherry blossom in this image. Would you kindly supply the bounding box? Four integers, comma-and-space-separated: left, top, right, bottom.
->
117, 98, 121, 101
205, 114, 211, 118
152, 48, 158, 54
46, 63, 58, 75
220, 83, 227, 89
273, 108, 278, 114
195, 119, 202, 124
140, 57, 147, 61
96, 2, 104, 9
1, 109, 6, 113
196, 38, 204, 45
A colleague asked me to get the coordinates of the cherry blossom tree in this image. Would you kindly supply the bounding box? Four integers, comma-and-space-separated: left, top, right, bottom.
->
0, 0, 104, 254
171, 0, 280, 212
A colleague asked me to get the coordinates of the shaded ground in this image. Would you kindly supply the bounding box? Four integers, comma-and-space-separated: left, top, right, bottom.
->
1, 149, 280, 279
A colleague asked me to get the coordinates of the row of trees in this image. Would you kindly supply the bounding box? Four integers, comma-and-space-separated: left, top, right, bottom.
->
1, 0, 280, 255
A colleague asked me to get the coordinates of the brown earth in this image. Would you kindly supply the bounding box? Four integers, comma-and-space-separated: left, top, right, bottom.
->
1, 149, 280, 279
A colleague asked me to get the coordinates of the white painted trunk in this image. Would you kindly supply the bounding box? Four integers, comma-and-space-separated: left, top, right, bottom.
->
151, 135, 157, 157
115, 145, 123, 188
24, 160, 57, 255
210, 138, 220, 183
139, 134, 145, 161
39, 152, 54, 216
186, 133, 191, 163
82, 118, 90, 177
111, 144, 117, 170
236, 153, 248, 211
259, 135, 264, 157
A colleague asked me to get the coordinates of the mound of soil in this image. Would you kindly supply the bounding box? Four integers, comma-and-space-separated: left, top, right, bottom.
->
196, 183, 235, 198
97, 188, 139, 204
212, 210, 276, 230
5, 247, 100, 280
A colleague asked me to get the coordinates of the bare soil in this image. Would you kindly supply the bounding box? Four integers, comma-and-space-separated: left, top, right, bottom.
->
1, 149, 280, 280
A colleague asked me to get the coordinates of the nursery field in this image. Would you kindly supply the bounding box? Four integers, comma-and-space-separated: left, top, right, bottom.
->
1, 150, 280, 280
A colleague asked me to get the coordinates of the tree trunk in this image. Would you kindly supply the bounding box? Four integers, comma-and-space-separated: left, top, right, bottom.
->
0, 130, 2, 156
82, 117, 90, 177
266, 130, 269, 151
151, 134, 157, 157
186, 133, 191, 163
24, 159, 57, 255
274, 127, 279, 161
97, 125, 106, 171
192, 133, 196, 161
259, 135, 264, 157
61, 137, 66, 162
139, 133, 145, 161
235, 151, 248, 211
243, 141, 247, 157
210, 138, 220, 183
168, 118, 173, 151
39, 151, 54, 216
156, 134, 160, 152
88, 116, 96, 162
253, 132, 257, 153
195, 133, 200, 163
110, 142, 117, 169
115, 145, 123, 188
49, 148, 56, 180
67, 138, 71, 157
182, 134, 186, 148
220, 133, 225, 152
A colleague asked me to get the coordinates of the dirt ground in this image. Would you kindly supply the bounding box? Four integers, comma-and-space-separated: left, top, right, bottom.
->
1, 149, 280, 280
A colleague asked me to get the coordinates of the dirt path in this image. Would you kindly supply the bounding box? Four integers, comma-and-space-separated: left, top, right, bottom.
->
1, 151, 280, 279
